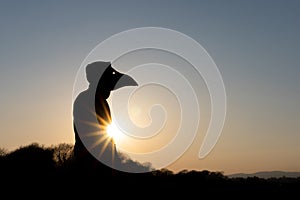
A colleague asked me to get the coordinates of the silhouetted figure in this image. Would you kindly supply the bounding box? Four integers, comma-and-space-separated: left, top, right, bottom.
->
73, 61, 137, 175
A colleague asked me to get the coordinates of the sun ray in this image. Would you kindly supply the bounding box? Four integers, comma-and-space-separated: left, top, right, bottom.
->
77, 107, 119, 162
98, 136, 114, 157
89, 134, 111, 150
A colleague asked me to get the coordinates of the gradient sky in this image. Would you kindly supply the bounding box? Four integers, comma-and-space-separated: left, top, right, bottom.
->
0, 0, 299, 175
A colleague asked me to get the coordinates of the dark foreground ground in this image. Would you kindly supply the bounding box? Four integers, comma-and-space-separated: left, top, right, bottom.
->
1, 143, 299, 198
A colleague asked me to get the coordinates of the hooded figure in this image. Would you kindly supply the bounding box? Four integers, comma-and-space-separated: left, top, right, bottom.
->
73, 61, 138, 173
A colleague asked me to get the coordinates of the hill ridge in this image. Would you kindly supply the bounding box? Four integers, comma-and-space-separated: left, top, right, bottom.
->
228, 170, 300, 178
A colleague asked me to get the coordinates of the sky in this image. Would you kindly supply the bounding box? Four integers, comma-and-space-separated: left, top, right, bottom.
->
0, 0, 299, 175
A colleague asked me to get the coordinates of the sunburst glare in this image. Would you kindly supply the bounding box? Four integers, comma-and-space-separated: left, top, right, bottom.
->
106, 121, 124, 142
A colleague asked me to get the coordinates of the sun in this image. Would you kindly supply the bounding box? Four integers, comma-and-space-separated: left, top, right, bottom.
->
106, 121, 123, 141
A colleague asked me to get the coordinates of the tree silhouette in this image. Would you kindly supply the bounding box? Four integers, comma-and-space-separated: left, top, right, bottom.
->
52, 143, 74, 167
0, 142, 299, 198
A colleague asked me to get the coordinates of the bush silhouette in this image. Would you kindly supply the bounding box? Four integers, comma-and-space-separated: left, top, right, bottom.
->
2, 143, 54, 176
0, 142, 299, 197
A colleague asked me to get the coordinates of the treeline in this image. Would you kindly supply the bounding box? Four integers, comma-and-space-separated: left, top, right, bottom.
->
0, 143, 299, 197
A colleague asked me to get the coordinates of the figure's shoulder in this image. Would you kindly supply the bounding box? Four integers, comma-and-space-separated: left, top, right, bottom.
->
74, 90, 92, 105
